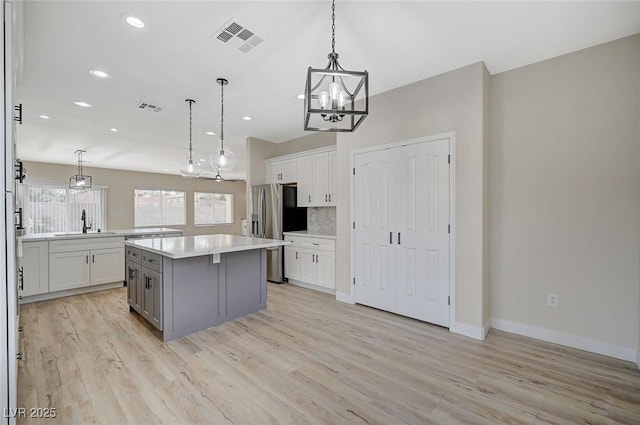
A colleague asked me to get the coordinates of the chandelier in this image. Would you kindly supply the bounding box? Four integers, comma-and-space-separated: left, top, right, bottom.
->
304, 0, 368, 132
209, 78, 237, 172
179, 99, 203, 178
69, 149, 92, 189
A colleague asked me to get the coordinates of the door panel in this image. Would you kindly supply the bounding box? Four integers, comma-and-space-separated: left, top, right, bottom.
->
297, 156, 313, 207
354, 150, 395, 311
396, 140, 450, 327
91, 247, 124, 285
312, 153, 329, 205
49, 251, 90, 291
299, 248, 315, 283
354, 138, 450, 327
315, 250, 335, 289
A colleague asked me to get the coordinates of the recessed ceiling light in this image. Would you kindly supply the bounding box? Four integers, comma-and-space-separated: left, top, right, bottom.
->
199, 158, 206, 162
163, 169, 169, 172
89, 69, 111, 79
110, 128, 118, 132
242, 116, 252, 121
205, 131, 215, 136
125, 15, 145, 29
74, 101, 93, 108
39, 115, 50, 119
296, 94, 305, 100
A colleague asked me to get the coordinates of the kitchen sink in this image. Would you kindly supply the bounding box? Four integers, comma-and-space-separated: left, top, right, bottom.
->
53, 231, 116, 236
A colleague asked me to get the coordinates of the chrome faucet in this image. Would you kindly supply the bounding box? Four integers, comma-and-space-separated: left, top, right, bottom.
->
81, 209, 92, 234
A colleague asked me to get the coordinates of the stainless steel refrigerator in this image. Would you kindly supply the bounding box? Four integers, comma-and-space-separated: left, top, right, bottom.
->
251, 184, 306, 283
2, 1, 20, 422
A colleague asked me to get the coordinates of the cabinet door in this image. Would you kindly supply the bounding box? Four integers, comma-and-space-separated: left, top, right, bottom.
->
141, 269, 153, 323
315, 250, 335, 289
126, 261, 141, 312
49, 251, 91, 291
265, 162, 280, 184
328, 150, 337, 206
90, 247, 125, 285
299, 248, 316, 283
284, 246, 300, 281
19, 241, 49, 296
312, 153, 330, 206
280, 159, 297, 183
148, 268, 163, 331
297, 156, 313, 207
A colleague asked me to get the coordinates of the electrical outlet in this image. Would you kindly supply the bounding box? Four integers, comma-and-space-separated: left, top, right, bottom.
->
547, 293, 559, 307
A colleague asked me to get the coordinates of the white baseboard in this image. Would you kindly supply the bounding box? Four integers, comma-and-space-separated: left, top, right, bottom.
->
336, 291, 355, 304
287, 279, 335, 295
490, 318, 637, 363
453, 321, 488, 341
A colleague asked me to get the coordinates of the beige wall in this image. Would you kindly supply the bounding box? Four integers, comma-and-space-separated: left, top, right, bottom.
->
24, 161, 247, 236
490, 34, 640, 350
335, 62, 490, 330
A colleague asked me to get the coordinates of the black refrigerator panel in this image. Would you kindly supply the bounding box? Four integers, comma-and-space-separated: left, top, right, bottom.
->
282, 185, 307, 233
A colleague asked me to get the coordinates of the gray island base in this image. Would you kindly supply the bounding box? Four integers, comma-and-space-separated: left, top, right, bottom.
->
124, 234, 289, 342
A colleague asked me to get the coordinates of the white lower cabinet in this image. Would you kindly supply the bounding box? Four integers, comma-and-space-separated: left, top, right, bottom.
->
49, 251, 91, 291
49, 237, 125, 293
284, 234, 335, 291
90, 248, 125, 285
19, 241, 49, 296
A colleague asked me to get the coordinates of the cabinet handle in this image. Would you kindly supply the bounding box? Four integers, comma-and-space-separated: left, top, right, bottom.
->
18, 266, 24, 291
86, 255, 89, 264
325, 194, 328, 202
312, 242, 319, 246
92, 254, 95, 263
316, 255, 319, 264
14, 104, 23, 125
389, 232, 393, 244
148, 277, 152, 289
308, 195, 311, 203
328, 194, 331, 202
398, 232, 401, 245
295, 251, 298, 260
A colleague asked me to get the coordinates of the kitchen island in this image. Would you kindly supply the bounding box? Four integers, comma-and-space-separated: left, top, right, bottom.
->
124, 234, 289, 342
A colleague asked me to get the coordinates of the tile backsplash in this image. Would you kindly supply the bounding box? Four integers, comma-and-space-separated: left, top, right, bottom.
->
307, 207, 336, 235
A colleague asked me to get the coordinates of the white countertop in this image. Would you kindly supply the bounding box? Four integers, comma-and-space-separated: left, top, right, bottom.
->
283, 230, 336, 240
125, 234, 290, 259
20, 227, 182, 242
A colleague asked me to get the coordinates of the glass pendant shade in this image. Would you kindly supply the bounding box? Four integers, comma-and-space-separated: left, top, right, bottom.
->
69, 149, 92, 189
209, 141, 236, 172
179, 155, 203, 178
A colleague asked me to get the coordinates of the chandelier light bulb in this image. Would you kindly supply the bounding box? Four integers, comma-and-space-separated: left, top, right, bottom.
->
329, 82, 340, 101
338, 91, 346, 109
319, 91, 329, 109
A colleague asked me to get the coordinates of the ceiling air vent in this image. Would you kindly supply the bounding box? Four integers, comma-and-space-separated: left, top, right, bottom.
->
213, 19, 264, 53
136, 102, 162, 112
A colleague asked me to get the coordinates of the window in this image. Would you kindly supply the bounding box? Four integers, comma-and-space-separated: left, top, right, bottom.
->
25, 184, 107, 234
194, 192, 233, 225
134, 189, 185, 227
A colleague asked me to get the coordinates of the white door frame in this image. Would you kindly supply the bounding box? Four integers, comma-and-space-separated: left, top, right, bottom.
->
349, 131, 457, 332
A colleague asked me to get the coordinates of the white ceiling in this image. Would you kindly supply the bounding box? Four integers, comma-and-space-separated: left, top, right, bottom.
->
16, 1, 640, 180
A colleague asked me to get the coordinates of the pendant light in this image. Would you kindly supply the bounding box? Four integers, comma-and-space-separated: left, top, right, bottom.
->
69, 149, 92, 189
179, 99, 203, 178
209, 78, 237, 172
304, 0, 368, 132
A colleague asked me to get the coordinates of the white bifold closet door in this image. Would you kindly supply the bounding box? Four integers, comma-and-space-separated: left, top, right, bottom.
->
354, 138, 450, 327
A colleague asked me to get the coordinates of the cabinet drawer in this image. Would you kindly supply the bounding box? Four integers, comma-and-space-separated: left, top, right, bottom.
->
141, 250, 162, 272
283, 235, 300, 246
126, 246, 141, 263
299, 237, 335, 252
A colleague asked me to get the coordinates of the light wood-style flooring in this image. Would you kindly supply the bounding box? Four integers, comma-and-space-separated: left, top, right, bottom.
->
17, 283, 640, 424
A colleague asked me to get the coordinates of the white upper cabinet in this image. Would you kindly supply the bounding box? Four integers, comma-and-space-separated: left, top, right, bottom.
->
297, 156, 313, 207
265, 158, 297, 184
265, 147, 337, 207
